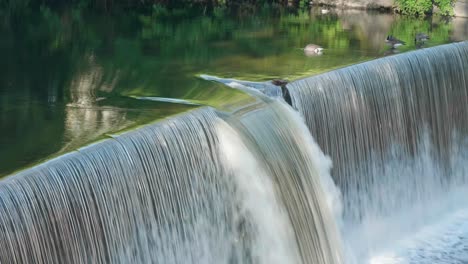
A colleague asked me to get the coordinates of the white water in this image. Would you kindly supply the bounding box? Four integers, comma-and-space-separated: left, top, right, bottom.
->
217, 121, 300, 264
370, 207, 468, 264
349, 136, 468, 263
2, 41, 467, 264
0, 99, 345, 263
228, 99, 344, 263
286, 42, 468, 263
277, 101, 344, 229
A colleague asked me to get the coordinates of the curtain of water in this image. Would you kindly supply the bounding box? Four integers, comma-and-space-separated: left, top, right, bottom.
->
0, 100, 342, 263
226, 99, 344, 264
287, 42, 468, 259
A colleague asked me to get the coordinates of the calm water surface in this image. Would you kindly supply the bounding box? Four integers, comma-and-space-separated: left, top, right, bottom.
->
1, 7, 467, 176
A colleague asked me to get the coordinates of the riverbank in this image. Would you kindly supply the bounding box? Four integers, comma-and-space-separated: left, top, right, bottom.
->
1, 0, 467, 17
311, 0, 467, 17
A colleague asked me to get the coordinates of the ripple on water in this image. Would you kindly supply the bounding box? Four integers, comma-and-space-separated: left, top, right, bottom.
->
369, 209, 468, 264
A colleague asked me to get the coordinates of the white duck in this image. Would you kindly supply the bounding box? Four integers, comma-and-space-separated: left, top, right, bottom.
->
304, 44, 324, 56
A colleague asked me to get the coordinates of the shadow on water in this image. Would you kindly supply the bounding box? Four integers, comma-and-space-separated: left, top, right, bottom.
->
0, 7, 467, 176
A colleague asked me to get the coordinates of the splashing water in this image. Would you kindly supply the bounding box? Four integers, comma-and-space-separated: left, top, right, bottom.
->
0, 96, 343, 264
216, 121, 301, 264
2, 38, 466, 264
287, 42, 468, 262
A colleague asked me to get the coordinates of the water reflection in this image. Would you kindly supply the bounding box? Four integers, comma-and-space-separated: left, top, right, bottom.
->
68, 55, 103, 107
64, 53, 118, 150
338, 10, 395, 51
0, 8, 467, 176
65, 107, 126, 148
452, 17, 468, 41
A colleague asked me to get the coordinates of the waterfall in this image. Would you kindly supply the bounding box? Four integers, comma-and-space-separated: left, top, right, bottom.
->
0, 99, 343, 263
286, 42, 468, 260
227, 98, 343, 264
3, 36, 466, 264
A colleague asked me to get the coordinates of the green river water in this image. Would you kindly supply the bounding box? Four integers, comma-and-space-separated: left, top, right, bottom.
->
1, 7, 467, 176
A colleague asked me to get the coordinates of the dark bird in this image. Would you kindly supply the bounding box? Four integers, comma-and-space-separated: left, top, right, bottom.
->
271, 79, 291, 105
271, 79, 289, 87
385, 35, 406, 49
415, 33, 430, 43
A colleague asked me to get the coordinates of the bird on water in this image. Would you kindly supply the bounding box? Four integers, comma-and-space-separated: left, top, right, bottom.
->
415, 32, 430, 43
271, 79, 292, 105
304, 44, 324, 56
385, 35, 406, 49
271, 79, 289, 87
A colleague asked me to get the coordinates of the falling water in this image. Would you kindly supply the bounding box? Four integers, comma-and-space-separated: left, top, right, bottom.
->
0, 98, 342, 263
286, 42, 468, 261
227, 98, 344, 264
3, 37, 466, 264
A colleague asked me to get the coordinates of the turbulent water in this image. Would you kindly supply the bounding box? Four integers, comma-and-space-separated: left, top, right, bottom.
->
1, 40, 467, 263
286, 41, 468, 262
0, 97, 342, 263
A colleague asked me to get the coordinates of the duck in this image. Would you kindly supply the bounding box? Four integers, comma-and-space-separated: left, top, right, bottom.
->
385, 35, 406, 49
414, 32, 430, 43
304, 44, 324, 56
271, 79, 289, 87
271, 79, 292, 105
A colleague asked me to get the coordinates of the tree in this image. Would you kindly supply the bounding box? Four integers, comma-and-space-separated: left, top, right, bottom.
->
394, 0, 456, 16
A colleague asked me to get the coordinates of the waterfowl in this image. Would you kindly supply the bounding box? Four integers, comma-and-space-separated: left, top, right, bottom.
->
304, 44, 323, 56
415, 33, 430, 42
271, 79, 289, 87
385, 35, 406, 49
271, 79, 292, 105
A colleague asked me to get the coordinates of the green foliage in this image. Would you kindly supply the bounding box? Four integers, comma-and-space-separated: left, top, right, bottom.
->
0, 0, 453, 17
0, 0, 30, 17
394, 0, 432, 16
213, 5, 226, 18
298, 0, 308, 8
434, 0, 455, 15
152, 4, 170, 18
394, 0, 456, 16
